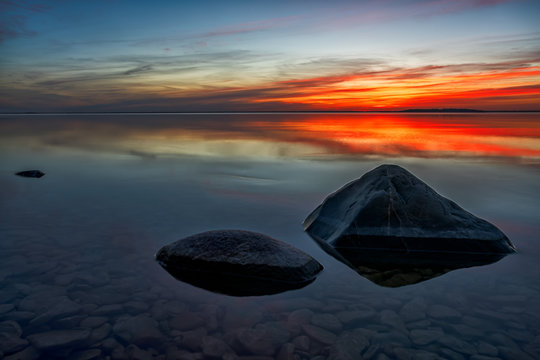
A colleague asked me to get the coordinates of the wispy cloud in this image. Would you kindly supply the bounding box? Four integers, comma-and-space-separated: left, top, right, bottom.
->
17, 50, 259, 90
124, 64, 153, 76
0, 14, 36, 42
320, 0, 518, 30
130, 14, 302, 48
2, 42, 539, 112
0, 1, 50, 42
0, 0, 50, 13
197, 15, 301, 38
3, 14, 297, 50
413, 0, 515, 17
244, 56, 540, 110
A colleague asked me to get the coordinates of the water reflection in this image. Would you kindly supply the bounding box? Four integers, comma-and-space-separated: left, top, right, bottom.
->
1, 114, 539, 359
158, 264, 319, 296
311, 238, 508, 287
248, 113, 540, 160
1, 113, 539, 162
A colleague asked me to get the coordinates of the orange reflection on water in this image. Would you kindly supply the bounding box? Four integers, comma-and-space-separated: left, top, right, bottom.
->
247, 114, 540, 160
1, 113, 539, 162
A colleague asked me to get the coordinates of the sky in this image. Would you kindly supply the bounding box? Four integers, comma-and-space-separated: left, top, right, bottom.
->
1, 0, 539, 112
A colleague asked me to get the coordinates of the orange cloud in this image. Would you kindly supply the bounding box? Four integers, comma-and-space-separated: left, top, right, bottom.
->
250, 63, 540, 110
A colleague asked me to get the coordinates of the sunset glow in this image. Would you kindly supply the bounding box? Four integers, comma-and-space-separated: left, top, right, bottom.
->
2, 2, 540, 358
249, 65, 540, 110
1, 1, 539, 112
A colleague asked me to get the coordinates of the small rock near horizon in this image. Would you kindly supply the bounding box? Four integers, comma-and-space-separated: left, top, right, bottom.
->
15, 170, 45, 178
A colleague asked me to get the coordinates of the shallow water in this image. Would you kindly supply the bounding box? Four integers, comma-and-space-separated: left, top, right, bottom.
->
1, 113, 539, 359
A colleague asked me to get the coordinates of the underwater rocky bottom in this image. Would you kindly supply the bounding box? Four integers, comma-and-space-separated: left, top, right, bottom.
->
1, 216, 539, 360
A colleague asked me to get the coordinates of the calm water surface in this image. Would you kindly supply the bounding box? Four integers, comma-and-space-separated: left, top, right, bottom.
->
1, 113, 539, 359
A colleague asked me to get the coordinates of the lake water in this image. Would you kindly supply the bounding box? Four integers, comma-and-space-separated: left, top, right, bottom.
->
1, 113, 539, 360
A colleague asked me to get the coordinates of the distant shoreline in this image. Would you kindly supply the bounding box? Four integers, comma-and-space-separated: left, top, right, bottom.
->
1, 109, 540, 115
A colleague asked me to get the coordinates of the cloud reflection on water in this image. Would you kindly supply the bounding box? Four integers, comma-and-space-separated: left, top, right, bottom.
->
1, 113, 539, 164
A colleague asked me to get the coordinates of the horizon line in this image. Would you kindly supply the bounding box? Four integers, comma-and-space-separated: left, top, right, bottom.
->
2, 109, 540, 115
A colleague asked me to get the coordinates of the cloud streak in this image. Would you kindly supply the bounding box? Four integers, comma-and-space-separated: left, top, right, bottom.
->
2, 51, 540, 112
319, 0, 517, 30
1, 2, 539, 113
197, 15, 301, 38
0, 0, 50, 13
124, 64, 153, 76
243, 56, 540, 110
130, 14, 303, 48
0, 1, 50, 42
0, 14, 36, 42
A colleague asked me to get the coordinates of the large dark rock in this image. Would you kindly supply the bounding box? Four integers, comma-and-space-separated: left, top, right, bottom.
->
305, 164, 515, 254
15, 170, 45, 178
304, 164, 515, 287
156, 230, 323, 296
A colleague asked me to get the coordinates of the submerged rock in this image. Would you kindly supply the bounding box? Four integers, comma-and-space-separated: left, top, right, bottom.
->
27, 329, 90, 351
15, 170, 45, 178
304, 164, 515, 287
0, 321, 28, 355
113, 315, 163, 348
156, 230, 323, 296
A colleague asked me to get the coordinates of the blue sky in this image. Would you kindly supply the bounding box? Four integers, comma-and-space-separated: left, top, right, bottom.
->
1, 0, 539, 111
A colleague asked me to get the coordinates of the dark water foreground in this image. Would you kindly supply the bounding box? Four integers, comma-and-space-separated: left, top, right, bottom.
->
1, 113, 539, 360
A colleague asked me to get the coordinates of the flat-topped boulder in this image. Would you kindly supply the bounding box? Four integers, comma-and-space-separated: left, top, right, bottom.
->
156, 230, 323, 296
304, 164, 515, 255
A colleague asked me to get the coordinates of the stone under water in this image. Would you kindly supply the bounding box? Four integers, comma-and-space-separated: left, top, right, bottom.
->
15, 170, 45, 178
156, 230, 323, 296
304, 164, 515, 286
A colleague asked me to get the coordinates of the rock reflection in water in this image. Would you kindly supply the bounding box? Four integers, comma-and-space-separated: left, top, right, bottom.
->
159, 266, 319, 296
311, 236, 508, 287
